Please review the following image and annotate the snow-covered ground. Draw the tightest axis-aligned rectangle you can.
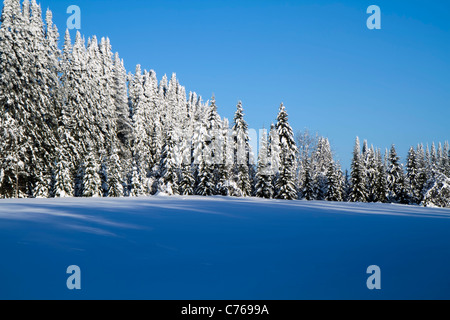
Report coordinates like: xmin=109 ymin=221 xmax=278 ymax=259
xmin=0 ymin=196 xmax=449 ymax=300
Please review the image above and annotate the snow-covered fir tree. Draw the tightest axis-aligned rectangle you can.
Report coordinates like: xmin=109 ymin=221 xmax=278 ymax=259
xmin=268 ymin=123 xmax=281 ymax=192
xmin=218 ymin=120 xmax=235 ymax=196
xmin=350 ymin=137 xmax=367 ymax=202
xmin=195 ymin=147 xmax=215 ymax=197
xmin=423 ymin=173 xmax=450 ymax=208
xmin=301 ymin=155 xmax=314 ymax=201
xmin=178 ymin=129 xmax=195 ymax=196
xmin=310 ymin=137 xmax=333 ymax=200
xmin=275 ymin=104 xmax=298 ymax=200
xmin=205 ymin=96 xmax=223 ymax=195
xmin=194 ymin=119 xmax=215 ymax=196
xmin=255 ymin=129 xmax=274 ymax=199
xmin=129 ymin=65 xmax=150 ymax=188
xmin=82 ymin=148 xmax=102 ymax=198
xmin=232 ymin=101 xmax=252 ymax=197
xmin=113 ymin=53 xmax=132 ymax=152
xmin=33 ymin=171 xmax=49 ymax=199
xmin=374 ymin=149 xmax=388 ymax=203
xmin=0 ymin=0 xmax=58 ymax=197
xmin=414 ymin=144 xmax=428 ymax=204
xmin=158 ymin=127 xmax=180 ymax=196
xmin=0 ymin=0 xmax=448 ymax=208
xmin=364 ymin=145 xmax=378 ymax=203
xmin=62 ymin=31 xmax=97 ymax=177
xmin=325 ymin=161 xmax=344 ymax=202
xmin=129 ymin=159 xmax=144 ymax=197
xmin=179 ymin=163 xmax=195 ymax=196
xmin=386 ymin=145 xmax=408 ymax=204
xmin=406 ymin=146 xmax=420 ymax=204
xmin=51 ymin=156 xmax=73 ymax=198
xmin=107 ymin=146 xmax=124 ymax=197
xmin=51 ymin=147 xmax=73 ymax=198
xmin=0 ymin=113 xmax=25 ymax=198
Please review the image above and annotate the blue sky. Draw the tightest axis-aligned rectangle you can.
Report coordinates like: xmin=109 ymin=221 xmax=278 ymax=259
xmin=37 ymin=0 xmax=449 ymax=169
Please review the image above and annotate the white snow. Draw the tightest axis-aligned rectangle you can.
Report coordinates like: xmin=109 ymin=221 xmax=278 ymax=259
xmin=0 ymin=196 xmax=449 ymax=299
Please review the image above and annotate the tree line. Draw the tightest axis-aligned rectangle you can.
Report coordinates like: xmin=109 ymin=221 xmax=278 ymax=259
xmin=0 ymin=0 xmax=448 ymax=207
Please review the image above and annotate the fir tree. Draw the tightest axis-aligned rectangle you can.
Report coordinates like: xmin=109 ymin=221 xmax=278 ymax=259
xmin=158 ymin=128 xmax=180 ymax=195
xmin=33 ymin=171 xmax=49 ymax=199
xmin=302 ymin=156 xmax=314 ymax=201
xmin=205 ymin=96 xmax=223 ymax=195
xmin=0 ymin=113 xmax=25 ymax=198
xmin=415 ymin=144 xmax=428 ymax=204
xmin=386 ymin=145 xmax=408 ymax=204
xmin=268 ymin=123 xmax=281 ymax=192
xmin=232 ymin=101 xmax=252 ymax=197
xmin=275 ymin=104 xmax=298 ymax=200
xmin=179 ymin=164 xmax=195 ymax=196
xmin=129 ymin=65 xmax=150 ymax=191
xmin=129 ymin=160 xmax=144 ymax=197
xmin=255 ymin=129 xmax=274 ymax=199
xmin=423 ymin=173 xmax=450 ymax=208
xmin=325 ymin=161 xmax=344 ymax=202
xmin=82 ymin=149 xmax=102 ymax=198
xmin=219 ymin=121 xmax=235 ymax=196
xmin=374 ymin=149 xmax=388 ymax=203
xmin=113 ymin=53 xmax=132 ymax=150
xmin=406 ymin=146 xmax=420 ymax=204
xmin=365 ymin=146 xmax=378 ymax=202
xmin=442 ymin=141 xmax=450 ymax=177
xmin=178 ymin=130 xmax=195 ymax=196
xmin=311 ymin=137 xmax=332 ymax=200
xmin=350 ymin=137 xmax=367 ymax=202
xmin=51 ymin=149 xmax=74 ymax=198
xmin=107 ymin=147 xmax=124 ymax=197
xmin=195 ymin=151 xmax=215 ymax=196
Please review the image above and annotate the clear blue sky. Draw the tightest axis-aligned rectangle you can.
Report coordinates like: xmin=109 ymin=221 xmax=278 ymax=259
xmin=38 ymin=0 xmax=450 ymax=169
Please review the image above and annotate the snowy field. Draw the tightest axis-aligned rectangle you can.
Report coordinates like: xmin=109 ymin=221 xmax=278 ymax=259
xmin=0 ymin=196 xmax=449 ymax=300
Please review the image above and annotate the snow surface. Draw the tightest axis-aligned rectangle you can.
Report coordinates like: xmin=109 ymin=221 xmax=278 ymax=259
xmin=0 ymin=196 xmax=450 ymax=300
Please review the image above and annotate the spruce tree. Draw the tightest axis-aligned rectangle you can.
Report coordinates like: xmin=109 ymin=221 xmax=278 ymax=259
xmin=82 ymin=149 xmax=102 ymax=198
xmin=232 ymin=101 xmax=252 ymax=197
xmin=205 ymin=97 xmax=223 ymax=195
xmin=302 ymin=156 xmax=314 ymax=201
xmin=52 ymin=151 xmax=74 ymax=198
xmin=415 ymin=144 xmax=428 ymax=204
xmin=374 ymin=149 xmax=388 ymax=203
xmin=33 ymin=171 xmax=49 ymax=199
xmin=350 ymin=137 xmax=368 ymax=202
xmin=311 ymin=138 xmax=332 ymax=200
xmin=158 ymin=128 xmax=180 ymax=195
xmin=178 ymin=130 xmax=195 ymax=196
xmin=113 ymin=53 xmax=132 ymax=150
xmin=62 ymin=31 xmax=98 ymax=171
xmin=423 ymin=173 xmax=450 ymax=208
xmin=275 ymin=104 xmax=298 ymax=200
xmin=387 ymin=145 xmax=408 ymax=204
xmin=129 ymin=160 xmax=144 ymax=197
xmin=195 ymin=149 xmax=215 ymax=196
xmin=268 ymin=123 xmax=281 ymax=192
xmin=0 ymin=113 xmax=25 ymax=198
xmin=0 ymin=0 xmax=56 ymax=197
xmin=406 ymin=146 xmax=420 ymax=204
xmin=129 ymin=65 xmax=150 ymax=190
xmin=219 ymin=121 xmax=235 ymax=196
xmin=255 ymin=129 xmax=273 ymax=199
xmin=107 ymin=147 xmax=124 ymax=197
xmin=365 ymin=146 xmax=378 ymax=202
xmin=325 ymin=161 xmax=344 ymax=202
xmin=179 ymin=164 xmax=195 ymax=196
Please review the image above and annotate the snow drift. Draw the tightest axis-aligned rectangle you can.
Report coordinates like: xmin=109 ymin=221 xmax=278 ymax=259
xmin=0 ymin=196 xmax=449 ymax=300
